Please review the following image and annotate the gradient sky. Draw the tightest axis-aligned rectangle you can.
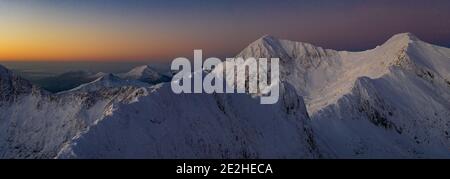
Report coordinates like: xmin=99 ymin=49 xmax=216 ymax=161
xmin=0 ymin=0 xmax=449 ymax=61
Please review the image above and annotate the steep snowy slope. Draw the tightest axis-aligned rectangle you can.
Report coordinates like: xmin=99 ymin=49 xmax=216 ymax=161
xmin=0 ymin=65 xmax=147 ymax=158
xmin=310 ymin=34 xmax=450 ymax=158
xmin=57 ymin=82 xmax=320 ymax=158
xmin=1 ymin=64 xmax=320 ymax=159
xmin=222 ymin=33 xmax=450 ymax=158
xmin=119 ymin=65 xmax=171 ymax=84
xmin=229 ymin=34 xmax=421 ymax=112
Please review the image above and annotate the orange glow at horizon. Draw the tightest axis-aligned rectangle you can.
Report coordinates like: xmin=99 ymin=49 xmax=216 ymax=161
xmin=0 ymin=18 xmax=189 ymax=61
xmin=0 ymin=6 xmax=234 ymax=62
xmin=2 ymin=1 xmax=449 ymax=62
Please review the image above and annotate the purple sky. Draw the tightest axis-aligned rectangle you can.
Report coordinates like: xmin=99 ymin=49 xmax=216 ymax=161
xmin=0 ymin=0 xmax=449 ymax=61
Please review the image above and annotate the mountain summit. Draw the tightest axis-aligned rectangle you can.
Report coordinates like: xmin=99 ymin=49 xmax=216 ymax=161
xmin=218 ymin=32 xmax=450 ymax=158
xmin=119 ymin=65 xmax=171 ymax=84
xmin=238 ymin=34 xmax=337 ymax=62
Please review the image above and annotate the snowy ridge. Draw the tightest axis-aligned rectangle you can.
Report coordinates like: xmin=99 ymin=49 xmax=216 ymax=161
xmin=63 ymin=73 xmax=148 ymax=93
xmin=57 ymin=82 xmax=319 ymax=158
xmin=230 ymin=33 xmax=449 ymax=114
xmin=0 ymin=32 xmax=449 ymax=158
xmin=0 ymin=64 xmax=318 ymax=158
xmin=119 ymin=65 xmax=171 ymax=84
xmin=238 ymin=35 xmax=338 ymax=64
xmin=225 ymin=33 xmax=450 ymax=158
xmin=0 ymin=65 xmax=149 ymax=158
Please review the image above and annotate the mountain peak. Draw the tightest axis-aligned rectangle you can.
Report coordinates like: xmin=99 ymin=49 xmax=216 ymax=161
xmin=259 ymin=34 xmax=278 ymax=41
xmin=126 ymin=65 xmax=157 ymax=76
xmin=239 ymin=35 xmax=337 ymax=62
xmin=377 ymin=32 xmax=424 ymax=54
xmin=133 ymin=65 xmax=152 ymax=72
xmin=385 ymin=32 xmax=421 ymax=45
xmin=396 ymin=32 xmax=419 ymax=40
xmin=120 ymin=65 xmax=171 ymax=84
xmin=250 ymin=34 xmax=282 ymax=49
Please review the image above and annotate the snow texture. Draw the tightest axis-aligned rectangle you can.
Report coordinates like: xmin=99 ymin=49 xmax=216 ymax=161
xmin=0 ymin=33 xmax=449 ymax=158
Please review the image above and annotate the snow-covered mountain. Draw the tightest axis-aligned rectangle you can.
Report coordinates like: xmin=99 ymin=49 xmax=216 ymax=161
xmin=0 ymin=64 xmax=318 ymax=158
xmin=0 ymin=32 xmax=449 ymax=158
xmin=57 ymin=82 xmax=319 ymax=158
xmin=34 ymin=65 xmax=169 ymax=93
xmin=64 ymin=73 xmax=148 ymax=93
xmin=119 ymin=65 xmax=171 ymax=84
xmin=217 ymin=33 xmax=450 ymax=158
xmin=0 ymin=65 xmax=146 ymax=158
